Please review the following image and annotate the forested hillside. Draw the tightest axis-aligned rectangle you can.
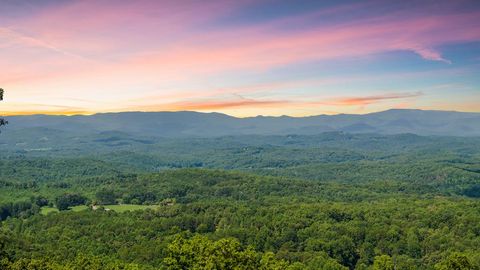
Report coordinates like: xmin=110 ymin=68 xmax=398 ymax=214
xmin=3 ymin=0 xmax=480 ymax=268
xmin=1 ymin=132 xmax=480 ymax=269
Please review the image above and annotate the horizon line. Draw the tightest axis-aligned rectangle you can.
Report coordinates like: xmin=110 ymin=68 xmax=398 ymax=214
xmin=2 ymin=108 xmax=477 ymax=118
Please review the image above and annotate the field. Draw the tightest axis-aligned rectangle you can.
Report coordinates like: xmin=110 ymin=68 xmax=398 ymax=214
xmin=40 ymin=207 xmax=60 ymax=215
xmin=103 ymin=204 xmax=160 ymax=212
xmin=40 ymin=204 xmax=159 ymax=215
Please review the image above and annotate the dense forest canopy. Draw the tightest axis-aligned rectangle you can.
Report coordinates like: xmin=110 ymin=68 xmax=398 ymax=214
xmin=2 ymin=0 xmax=480 ymax=267
xmin=1 ymin=131 xmax=480 ymax=269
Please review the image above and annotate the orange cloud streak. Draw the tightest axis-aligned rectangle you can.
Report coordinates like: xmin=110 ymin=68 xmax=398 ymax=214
xmin=139 ymin=98 xmax=289 ymax=111
xmin=124 ymin=91 xmax=422 ymax=113
xmin=321 ymin=92 xmax=423 ymax=106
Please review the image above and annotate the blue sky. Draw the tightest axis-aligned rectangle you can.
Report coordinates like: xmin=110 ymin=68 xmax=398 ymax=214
xmin=1 ymin=0 xmax=479 ymax=116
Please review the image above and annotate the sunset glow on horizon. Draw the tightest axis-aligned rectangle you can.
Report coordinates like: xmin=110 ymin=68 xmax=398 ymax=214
xmin=1 ymin=0 xmax=480 ymax=117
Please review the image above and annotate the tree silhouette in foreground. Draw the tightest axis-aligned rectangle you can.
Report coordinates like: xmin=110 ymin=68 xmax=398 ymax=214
xmin=0 ymin=88 xmax=7 ymax=130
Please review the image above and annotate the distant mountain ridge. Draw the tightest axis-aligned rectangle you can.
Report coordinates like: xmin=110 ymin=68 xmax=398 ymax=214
xmin=3 ymin=109 xmax=480 ymax=137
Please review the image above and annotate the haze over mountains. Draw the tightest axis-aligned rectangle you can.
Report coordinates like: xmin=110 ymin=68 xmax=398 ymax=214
xmin=4 ymin=109 xmax=480 ymax=137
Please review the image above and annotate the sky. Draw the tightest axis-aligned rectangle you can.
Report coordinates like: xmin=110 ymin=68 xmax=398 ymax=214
xmin=1 ymin=0 xmax=479 ymax=117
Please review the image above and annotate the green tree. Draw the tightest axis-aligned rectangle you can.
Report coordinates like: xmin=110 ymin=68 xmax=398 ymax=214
xmin=373 ymin=255 xmax=394 ymax=270
xmin=0 ymin=233 xmax=9 ymax=260
xmin=32 ymin=196 xmax=49 ymax=207
xmin=435 ymin=253 xmax=476 ymax=270
xmin=3 ymin=258 xmax=62 ymax=270
xmin=55 ymin=193 xmax=87 ymax=211
xmin=305 ymin=253 xmax=348 ymax=270
xmin=164 ymin=235 xmax=289 ymax=270
xmin=95 ymin=189 xmax=117 ymax=205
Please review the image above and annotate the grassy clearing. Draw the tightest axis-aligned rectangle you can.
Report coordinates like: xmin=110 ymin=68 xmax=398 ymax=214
xmin=40 ymin=205 xmax=88 ymax=214
xmin=40 ymin=204 xmax=158 ymax=215
xmin=70 ymin=205 xmax=89 ymax=212
xmin=103 ymin=204 xmax=159 ymax=212
xmin=40 ymin=207 xmax=59 ymax=215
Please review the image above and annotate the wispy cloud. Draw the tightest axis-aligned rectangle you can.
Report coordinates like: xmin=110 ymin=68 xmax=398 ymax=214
xmin=0 ymin=26 xmax=85 ymax=59
xmin=318 ymin=92 xmax=424 ymax=106
xmin=1 ymin=0 xmax=479 ymax=115
xmin=124 ymin=91 xmax=422 ymax=114
xmin=1 ymin=102 xmax=90 ymax=116
xmin=136 ymin=95 xmax=288 ymax=111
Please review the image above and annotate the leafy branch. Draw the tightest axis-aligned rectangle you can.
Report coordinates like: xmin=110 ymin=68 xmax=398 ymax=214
xmin=0 ymin=88 xmax=7 ymax=129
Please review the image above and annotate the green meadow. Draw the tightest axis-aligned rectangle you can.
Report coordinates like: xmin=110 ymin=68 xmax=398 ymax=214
xmin=41 ymin=204 xmax=159 ymax=215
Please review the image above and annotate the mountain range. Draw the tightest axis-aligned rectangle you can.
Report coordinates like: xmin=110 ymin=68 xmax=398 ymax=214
xmin=3 ymin=109 xmax=480 ymax=137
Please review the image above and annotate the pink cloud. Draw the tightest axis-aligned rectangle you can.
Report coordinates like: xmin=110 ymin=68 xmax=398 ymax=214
xmin=107 ymin=9 xmax=480 ymax=76
xmin=4 ymin=2 xmax=480 ymax=80
xmin=315 ymin=92 xmax=423 ymax=106
xmin=4 ymin=0 xmax=253 ymax=57
xmin=141 ymin=98 xmax=288 ymax=111
xmin=127 ymin=91 xmax=422 ymax=113
xmin=2 ymin=1 xmax=480 ymax=115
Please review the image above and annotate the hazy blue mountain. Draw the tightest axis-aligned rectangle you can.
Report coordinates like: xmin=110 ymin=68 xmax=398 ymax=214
xmin=3 ymin=109 xmax=480 ymax=138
